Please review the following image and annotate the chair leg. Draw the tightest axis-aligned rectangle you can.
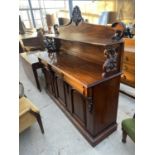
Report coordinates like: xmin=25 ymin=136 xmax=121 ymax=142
xmin=122 ymin=129 xmax=127 ymax=143
xmin=30 ymin=111 xmax=44 ymax=134
xmin=36 ymin=113 xmax=44 ymax=134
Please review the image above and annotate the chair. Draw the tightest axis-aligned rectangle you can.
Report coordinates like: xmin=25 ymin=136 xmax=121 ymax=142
xmin=122 ymin=115 xmax=135 ymax=143
xmin=19 ymin=82 xmax=44 ymax=134
xmin=20 ymin=28 xmax=46 ymax=52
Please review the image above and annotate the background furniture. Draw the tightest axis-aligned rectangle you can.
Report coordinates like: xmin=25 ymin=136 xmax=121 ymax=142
xmin=99 ymin=11 xmax=117 ymax=25
xmin=19 ymin=96 xmax=44 ymax=134
xmin=19 ymin=83 xmax=44 ymax=134
xmin=58 ymin=17 xmax=70 ymax=26
xmin=19 ymin=29 xmax=45 ymax=53
xmin=122 ymin=115 xmax=135 ymax=143
xmin=37 ymin=6 xmax=124 ymax=146
xmin=20 ymin=51 xmax=43 ymax=91
xmin=121 ymin=38 xmax=135 ymax=88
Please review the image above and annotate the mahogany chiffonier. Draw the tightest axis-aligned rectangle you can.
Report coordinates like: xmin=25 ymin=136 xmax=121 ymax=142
xmin=36 ymin=6 xmax=125 ymax=146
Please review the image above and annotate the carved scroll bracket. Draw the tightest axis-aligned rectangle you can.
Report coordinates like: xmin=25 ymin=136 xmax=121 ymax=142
xmin=71 ymin=6 xmax=84 ymax=26
xmin=102 ymin=46 xmax=119 ymax=78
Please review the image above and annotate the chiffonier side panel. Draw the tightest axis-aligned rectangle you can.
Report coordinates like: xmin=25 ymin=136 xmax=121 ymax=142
xmin=93 ymin=76 xmax=120 ymax=136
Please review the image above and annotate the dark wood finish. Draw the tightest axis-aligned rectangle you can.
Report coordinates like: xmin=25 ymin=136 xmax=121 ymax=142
xmin=122 ymin=128 xmax=127 ymax=143
xmin=30 ymin=110 xmax=44 ymax=134
xmin=36 ymin=7 xmax=124 ymax=146
xmin=72 ymin=90 xmax=86 ymax=126
xmin=55 ymin=74 xmax=66 ymax=105
xmin=121 ymin=38 xmax=135 ymax=87
xmin=64 ymin=82 xmax=73 ymax=113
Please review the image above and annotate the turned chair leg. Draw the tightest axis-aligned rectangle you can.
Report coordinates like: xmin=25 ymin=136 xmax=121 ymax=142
xmin=122 ymin=129 xmax=127 ymax=143
xmin=30 ymin=111 xmax=44 ymax=134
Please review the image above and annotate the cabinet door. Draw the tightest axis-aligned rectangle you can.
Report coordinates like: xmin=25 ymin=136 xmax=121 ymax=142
xmin=55 ymin=75 xmax=66 ymax=106
xmin=42 ymin=66 xmax=55 ymax=96
xmin=72 ymin=90 xmax=86 ymax=126
xmin=64 ymin=82 xmax=73 ymax=113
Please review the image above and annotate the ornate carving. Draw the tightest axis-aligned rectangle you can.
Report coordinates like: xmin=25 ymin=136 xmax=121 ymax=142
xmin=87 ymin=96 xmax=93 ymax=113
xmin=71 ymin=6 xmax=84 ymax=26
xmin=53 ymin=24 xmax=59 ymax=34
xmin=45 ymin=37 xmax=57 ymax=55
xmin=102 ymin=46 xmax=118 ymax=78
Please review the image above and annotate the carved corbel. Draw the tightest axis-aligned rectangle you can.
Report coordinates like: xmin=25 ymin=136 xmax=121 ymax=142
xmin=102 ymin=46 xmax=119 ymax=78
xmin=71 ymin=6 xmax=84 ymax=26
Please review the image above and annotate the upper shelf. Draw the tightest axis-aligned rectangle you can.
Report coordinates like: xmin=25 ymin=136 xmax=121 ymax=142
xmin=38 ymin=51 xmax=109 ymax=88
xmin=45 ymin=22 xmax=123 ymax=46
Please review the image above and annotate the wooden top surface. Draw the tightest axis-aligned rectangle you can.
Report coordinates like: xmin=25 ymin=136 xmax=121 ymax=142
xmin=45 ymin=22 xmax=123 ymax=46
xmin=38 ymin=51 xmax=105 ymax=87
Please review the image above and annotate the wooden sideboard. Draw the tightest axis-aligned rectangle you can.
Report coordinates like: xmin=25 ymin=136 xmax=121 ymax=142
xmin=34 ymin=6 xmax=124 ymax=146
xmin=121 ymin=38 xmax=135 ymax=87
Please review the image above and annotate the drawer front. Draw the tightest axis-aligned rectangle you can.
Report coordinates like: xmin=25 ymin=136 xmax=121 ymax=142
xmin=122 ymin=63 xmax=135 ymax=74
xmin=123 ymin=52 xmax=135 ymax=64
xmin=63 ymin=75 xmax=86 ymax=96
xmin=121 ymin=71 xmax=135 ymax=87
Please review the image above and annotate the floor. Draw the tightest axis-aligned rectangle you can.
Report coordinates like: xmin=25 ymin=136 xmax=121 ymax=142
xmin=19 ymin=58 xmax=135 ymax=155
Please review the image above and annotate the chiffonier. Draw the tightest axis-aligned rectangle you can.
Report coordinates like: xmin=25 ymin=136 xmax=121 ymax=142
xmin=20 ymin=6 xmax=125 ymax=146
